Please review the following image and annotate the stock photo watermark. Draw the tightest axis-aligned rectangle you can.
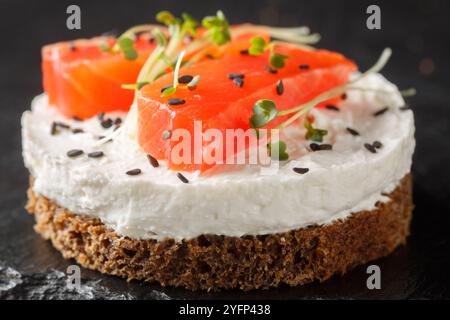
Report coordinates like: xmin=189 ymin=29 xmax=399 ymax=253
xmin=366 ymin=265 xmax=381 ymax=290
xmin=66 ymin=5 xmax=81 ymax=30
xmin=366 ymin=5 xmax=381 ymax=30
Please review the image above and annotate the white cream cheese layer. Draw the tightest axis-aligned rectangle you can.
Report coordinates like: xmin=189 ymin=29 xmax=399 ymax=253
xmin=22 ymin=73 xmax=415 ymax=240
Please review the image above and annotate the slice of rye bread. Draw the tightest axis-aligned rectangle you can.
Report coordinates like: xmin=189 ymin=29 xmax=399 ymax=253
xmin=26 ymin=174 xmax=413 ymax=291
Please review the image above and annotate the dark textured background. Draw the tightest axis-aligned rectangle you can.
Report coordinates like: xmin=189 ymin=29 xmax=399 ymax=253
xmin=0 ymin=0 xmax=449 ymax=299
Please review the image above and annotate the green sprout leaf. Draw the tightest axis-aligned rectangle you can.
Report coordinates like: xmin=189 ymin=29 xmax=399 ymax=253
xmin=250 ymin=99 xmax=278 ymax=128
xmin=269 ymin=52 xmax=288 ymax=69
xmin=268 ymin=140 xmax=289 ymax=161
xmin=137 ymin=81 xmax=149 ymax=89
xmin=202 ymin=10 xmax=231 ymax=45
xmin=117 ymin=36 xmax=138 ymax=60
xmin=304 ymin=119 xmax=328 ymax=142
xmin=156 ymin=11 xmax=178 ymax=26
xmin=249 ymin=36 xmax=267 ymax=56
xmin=162 ymin=86 xmax=177 ymax=97
xmin=181 ymin=13 xmax=199 ymax=35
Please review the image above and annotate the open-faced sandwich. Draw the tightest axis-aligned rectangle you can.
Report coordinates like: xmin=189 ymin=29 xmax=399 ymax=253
xmin=22 ymin=11 xmax=415 ymax=291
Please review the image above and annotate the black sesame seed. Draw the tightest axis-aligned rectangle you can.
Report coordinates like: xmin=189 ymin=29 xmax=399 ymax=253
xmin=299 ymin=64 xmax=310 ymax=70
xmin=239 ymin=49 xmax=249 ymax=55
xmin=373 ymin=107 xmax=389 ymax=117
xmin=293 ymin=167 xmax=309 ymax=174
xmin=69 ymin=43 xmax=77 ymax=51
xmin=325 ymin=105 xmax=340 ymax=112
xmin=113 ymin=125 xmax=121 ymax=131
xmin=126 ymin=168 xmax=142 ymax=176
xmin=168 ymin=98 xmax=186 ymax=106
xmin=263 ymin=66 xmax=278 ymax=74
xmin=114 ymin=118 xmax=122 ymax=125
xmin=177 ymin=172 xmax=189 ymax=184
xmin=51 ymin=122 xmax=58 ymax=135
xmin=101 ymin=118 xmax=113 ymax=129
xmin=97 ymin=135 xmax=105 ymax=140
xmin=178 ymin=75 xmax=194 ymax=84
xmin=147 ymin=154 xmax=159 ymax=168
xmin=55 ymin=122 xmax=70 ymax=129
xmin=148 ymin=37 xmax=155 ymax=43
xmin=373 ymin=141 xmax=383 ymax=149
xmin=67 ymin=149 xmax=84 ymax=158
xmin=72 ymin=116 xmax=83 ymax=122
xmin=97 ymin=112 xmax=105 ymax=121
xmin=400 ymin=104 xmax=411 ymax=111
xmin=162 ymin=130 xmax=172 ymax=140
xmin=160 ymin=84 xmax=173 ymax=93
xmin=346 ymin=127 xmax=360 ymax=136
xmin=72 ymin=128 xmax=84 ymax=134
xmin=233 ymin=77 xmax=244 ymax=88
xmin=364 ymin=143 xmax=377 ymax=153
xmin=228 ymin=73 xmax=244 ymax=80
xmin=310 ymin=143 xmax=332 ymax=151
xmin=88 ymin=151 xmax=104 ymax=158
xmin=319 ymin=144 xmax=332 ymax=151
xmin=341 ymin=93 xmax=347 ymax=100
xmin=276 ymin=80 xmax=284 ymax=96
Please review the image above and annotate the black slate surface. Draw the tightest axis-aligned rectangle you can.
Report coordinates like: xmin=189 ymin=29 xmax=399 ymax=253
xmin=1 ymin=0 xmax=450 ymax=300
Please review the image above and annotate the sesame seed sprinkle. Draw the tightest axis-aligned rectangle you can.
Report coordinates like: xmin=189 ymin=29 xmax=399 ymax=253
xmin=239 ymin=49 xmax=249 ymax=55
xmin=51 ymin=122 xmax=58 ymax=135
xmin=177 ymin=172 xmax=189 ymax=184
xmin=147 ymin=154 xmax=159 ymax=168
xmin=88 ymin=151 xmax=104 ymax=158
xmin=310 ymin=143 xmax=332 ymax=151
xmin=72 ymin=128 xmax=84 ymax=134
xmin=299 ymin=64 xmax=310 ymax=70
xmin=264 ymin=66 xmax=277 ymax=74
xmin=168 ymin=98 xmax=186 ymax=106
xmin=364 ymin=143 xmax=377 ymax=153
xmin=400 ymin=105 xmax=411 ymax=111
xmin=373 ymin=141 xmax=383 ymax=149
xmin=325 ymin=105 xmax=340 ymax=111
xmin=72 ymin=116 xmax=83 ymax=122
xmin=67 ymin=149 xmax=84 ymax=158
xmin=227 ymin=73 xmax=244 ymax=80
xmin=276 ymin=80 xmax=284 ymax=96
xmin=101 ymin=118 xmax=113 ymax=129
xmin=55 ymin=122 xmax=70 ymax=129
xmin=178 ymin=75 xmax=194 ymax=84
xmin=293 ymin=167 xmax=309 ymax=174
xmin=346 ymin=127 xmax=360 ymax=136
xmin=233 ymin=77 xmax=244 ymax=88
xmin=126 ymin=169 xmax=142 ymax=176
xmin=373 ymin=107 xmax=389 ymax=116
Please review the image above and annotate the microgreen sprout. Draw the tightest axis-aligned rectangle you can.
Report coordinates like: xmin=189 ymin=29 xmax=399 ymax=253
xmin=248 ymin=36 xmax=288 ymax=69
xmin=249 ymin=99 xmax=278 ymax=128
xmin=268 ymin=140 xmax=289 ymax=161
xmin=117 ymin=36 xmax=138 ymax=60
xmin=304 ymin=119 xmax=328 ymax=142
xmin=202 ymin=10 xmax=231 ymax=45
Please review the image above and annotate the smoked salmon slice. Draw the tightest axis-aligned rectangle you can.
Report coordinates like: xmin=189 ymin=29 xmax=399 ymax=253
xmin=137 ymin=44 xmax=357 ymax=172
xmin=42 ymin=36 xmax=156 ymax=119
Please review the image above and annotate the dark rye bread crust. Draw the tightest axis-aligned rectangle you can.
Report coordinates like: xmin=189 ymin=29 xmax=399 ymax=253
xmin=26 ymin=174 xmax=413 ymax=291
